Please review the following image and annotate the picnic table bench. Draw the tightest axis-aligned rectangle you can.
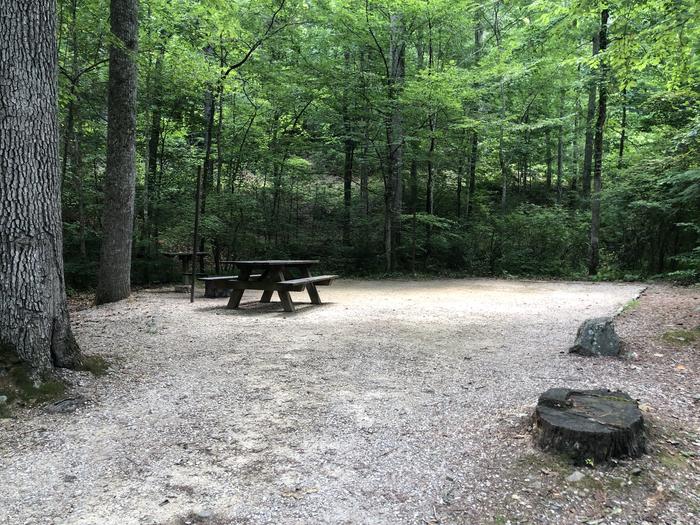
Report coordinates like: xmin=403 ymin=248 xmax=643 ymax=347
xmin=222 ymin=260 xmax=337 ymax=312
xmin=198 ymin=274 xmax=261 ymax=298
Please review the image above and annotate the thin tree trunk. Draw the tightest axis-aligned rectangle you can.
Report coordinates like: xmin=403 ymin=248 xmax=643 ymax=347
xmin=456 ymin=135 xmax=465 ymax=219
xmin=213 ymin=79 xmax=224 ymax=272
xmin=0 ymin=0 xmax=82 ymax=371
xmin=588 ymin=9 xmax=609 ymax=275
xmin=96 ymin=0 xmax=139 ymax=305
xmin=582 ymin=33 xmax=600 ymax=198
xmin=342 ymin=49 xmax=354 ymax=246
xmin=198 ymin=83 xmax=215 ymax=260
xmin=343 ymin=137 xmax=355 ymax=245
xmin=571 ymin=95 xmax=580 ymax=190
xmin=360 ymin=128 xmax=370 ymax=216
xmin=557 ymin=89 xmax=564 ymax=201
xmin=383 ymin=12 xmax=406 ymax=272
xmin=191 ymin=166 xmax=203 ymax=303
xmin=231 ymin=108 xmax=257 ymax=193
xmin=466 ymin=10 xmax=482 ymax=219
xmin=410 ymin=159 xmax=418 ymax=273
xmin=618 ymin=87 xmax=627 ymax=168
xmin=545 ymin=128 xmax=553 ymax=190
xmin=494 ymin=3 xmax=507 ymax=210
xmin=467 ymin=130 xmax=478 ymax=217
xmin=73 ymin=120 xmax=87 ymax=258
xmin=145 ymin=48 xmax=163 ymax=253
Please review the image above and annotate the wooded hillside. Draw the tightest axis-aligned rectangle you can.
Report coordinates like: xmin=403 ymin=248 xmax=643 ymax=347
xmin=58 ymin=0 xmax=699 ymax=286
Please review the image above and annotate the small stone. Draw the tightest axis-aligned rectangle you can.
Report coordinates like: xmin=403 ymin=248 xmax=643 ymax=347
xmin=631 ymin=467 xmax=642 ymax=476
xmin=566 ymin=470 xmax=586 ymax=483
xmin=196 ymin=509 xmax=213 ymax=519
xmin=0 ymin=395 xmax=7 ymax=404
xmin=45 ymin=397 xmax=86 ymax=414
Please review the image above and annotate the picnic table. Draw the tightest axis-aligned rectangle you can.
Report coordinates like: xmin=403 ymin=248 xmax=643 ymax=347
xmin=200 ymin=260 xmax=337 ymax=312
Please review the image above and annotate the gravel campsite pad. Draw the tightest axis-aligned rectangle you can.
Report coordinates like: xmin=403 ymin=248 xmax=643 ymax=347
xmin=1 ymin=279 xmax=698 ymax=524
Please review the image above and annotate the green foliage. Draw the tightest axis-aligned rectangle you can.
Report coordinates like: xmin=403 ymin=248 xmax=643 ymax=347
xmin=0 ymin=344 xmax=67 ymax=413
xmin=56 ymin=0 xmax=699 ymax=284
xmin=662 ymin=327 xmax=700 ymax=346
xmin=78 ymin=355 xmax=110 ymax=376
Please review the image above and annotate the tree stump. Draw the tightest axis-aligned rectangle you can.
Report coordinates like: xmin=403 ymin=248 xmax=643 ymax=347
xmin=533 ymin=388 xmax=645 ymax=465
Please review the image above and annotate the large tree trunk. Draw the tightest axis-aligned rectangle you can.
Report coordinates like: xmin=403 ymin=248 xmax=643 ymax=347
xmin=588 ymin=9 xmax=609 ymax=276
xmin=0 ymin=0 xmax=82 ymax=372
xmin=96 ymin=0 xmax=138 ymax=304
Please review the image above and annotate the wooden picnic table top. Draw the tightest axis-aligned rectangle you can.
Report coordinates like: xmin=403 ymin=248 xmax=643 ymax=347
xmin=163 ymin=251 xmax=207 ymax=257
xmin=227 ymin=259 xmax=319 ymax=267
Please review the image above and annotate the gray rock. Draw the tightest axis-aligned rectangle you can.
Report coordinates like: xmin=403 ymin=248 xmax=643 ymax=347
xmin=0 ymin=395 xmax=7 ymax=404
xmin=195 ymin=509 xmax=213 ymax=519
xmin=569 ymin=317 xmax=620 ymax=357
xmin=45 ymin=397 xmax=86 ymax=414
xmin=566 ymin=470 xmax=585 ymax=483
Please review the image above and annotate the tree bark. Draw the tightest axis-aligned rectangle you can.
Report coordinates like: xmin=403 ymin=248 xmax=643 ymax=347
xmin=618 ymin=87 xmax=627 ymax=168
xmin=545 ymin=129 xmax=553 ymax=190
xmin=557 ymin=90 xmax=564 ymax=201
xmin=383 ymin=12 xmax=406 ymax=272
xmin=343 ymin=137 xmax=355 ymax=245
xmin=96 ymin=0 xmax=138 ymax=304
xmin=410 ymin=158 xmax=418 ymax=273
xmin=145 ymin=47 xmax=164 ymax=253
xmin=465 ymin=11 xmax=482 ymax=219
xmin=467 ymin=131 xmax=478 ymax=217
xmin=494 ymin=3 xmax=508 ymax=210
xmin=0 ymin=0 xmax=82 ymax=372
xmin=588 ymin=9 xmax=609 ymax=276
xmin=342 ymin=49 xmax=354 ymax=246
xmin=581 ymin=33 xmax=600 ymax=198
xmin=571 ymin=95 xmax=580 ymax=190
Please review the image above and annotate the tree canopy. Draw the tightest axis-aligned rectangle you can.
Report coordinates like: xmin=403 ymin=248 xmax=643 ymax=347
xmin=57 ymin=0 xmax=700 ymax=286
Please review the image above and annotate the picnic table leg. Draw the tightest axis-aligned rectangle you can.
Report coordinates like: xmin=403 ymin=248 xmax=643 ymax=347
xmin=227 ymin=267 xmax=251 ymax=309
xmin=278 ymin=291 xmax=296 ymax=312
xmin=257 ymin=269 xmax=274 ymax=303
xmin=272 ymin=268 xmax=295 ymax=312
xmin=301 ymin=267 xmax=322 ymax=305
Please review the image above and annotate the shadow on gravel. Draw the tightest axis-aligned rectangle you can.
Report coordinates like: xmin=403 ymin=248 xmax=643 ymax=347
xmin=193 ymin=301 xmax=335 ymax=317
xmin=163 ymin=512 xmax=230 ymax=525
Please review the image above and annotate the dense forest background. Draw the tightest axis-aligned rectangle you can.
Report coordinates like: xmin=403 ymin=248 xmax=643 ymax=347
xmin=58 ymin=0 xmax=700 ymax=289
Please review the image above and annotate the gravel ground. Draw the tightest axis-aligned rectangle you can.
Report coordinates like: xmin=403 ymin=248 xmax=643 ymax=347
xmin=0 ymin=279 xmax=698 ymax=525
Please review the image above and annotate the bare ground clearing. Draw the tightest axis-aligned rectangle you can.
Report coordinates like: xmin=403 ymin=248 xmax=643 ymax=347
xmin=1 ymin=279 xmax=698 ymax=525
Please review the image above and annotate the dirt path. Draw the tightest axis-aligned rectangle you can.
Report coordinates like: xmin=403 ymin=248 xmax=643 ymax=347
xmin=1 ymin=279 xmax=697 ymax=524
